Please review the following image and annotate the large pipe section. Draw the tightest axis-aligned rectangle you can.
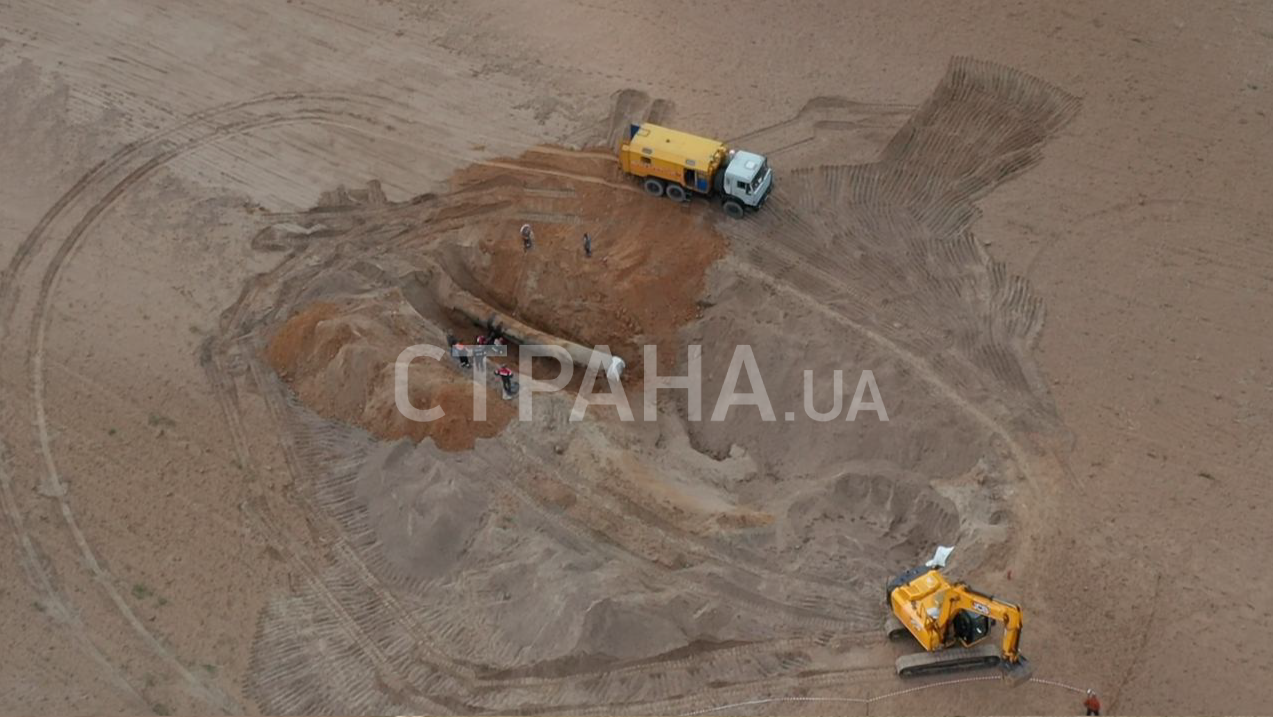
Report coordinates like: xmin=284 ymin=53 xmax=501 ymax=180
xmin=409 ymin=267 xmax=626 ymax=380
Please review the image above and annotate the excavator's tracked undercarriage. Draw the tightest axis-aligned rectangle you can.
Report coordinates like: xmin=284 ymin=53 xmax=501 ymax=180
xmin=895 ymin=644 xmax=1034 ymax=685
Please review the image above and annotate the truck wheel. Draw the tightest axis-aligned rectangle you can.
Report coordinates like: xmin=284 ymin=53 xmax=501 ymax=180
xmin=665 ymin=184 xmax=688 ymax=202
xmin=722 ymin=199 xmax=745 ymax=219
xmin=643 ymin=178 xmax=665 ymax=197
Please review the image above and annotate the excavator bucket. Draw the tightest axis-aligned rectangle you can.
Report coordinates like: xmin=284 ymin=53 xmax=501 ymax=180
xmin=1002 ymin=656 xmax=1034 ymax=686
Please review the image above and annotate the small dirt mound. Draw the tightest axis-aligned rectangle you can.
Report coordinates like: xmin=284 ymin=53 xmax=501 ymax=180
xmin=263 ymin=302 xmax=346 ymax=379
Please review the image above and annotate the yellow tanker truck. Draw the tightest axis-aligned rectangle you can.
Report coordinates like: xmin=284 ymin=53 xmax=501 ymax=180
xmin=618 ymin=123 xmax=773 ymax=218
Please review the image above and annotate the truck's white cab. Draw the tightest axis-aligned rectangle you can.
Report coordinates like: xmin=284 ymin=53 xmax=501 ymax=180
xmin=722 ymin=150 xmax=773 ymax=208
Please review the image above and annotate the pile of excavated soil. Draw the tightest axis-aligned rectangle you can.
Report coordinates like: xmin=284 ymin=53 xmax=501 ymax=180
xmin=264 ymin=297 xmax=515 ymax=452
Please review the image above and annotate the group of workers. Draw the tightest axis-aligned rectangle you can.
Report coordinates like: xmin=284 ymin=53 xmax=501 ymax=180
xmin=520 ymin=223 xmax=592 ymax=258
xmin=438 ymin=222 xmax=594 ymax=400
xmin=439 ymin=222 xmax=595 ymax=399
xmin=447 ymin=329 xmax=517 ymax=398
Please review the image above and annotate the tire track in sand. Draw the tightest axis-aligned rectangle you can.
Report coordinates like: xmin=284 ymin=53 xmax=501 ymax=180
xmin=0 ymin=442 xmax=147 ymax=708
xmin=0 ymin=91 xmax=406 ymax=339
xmin=2 ymin=91 xmax=447 ymax=713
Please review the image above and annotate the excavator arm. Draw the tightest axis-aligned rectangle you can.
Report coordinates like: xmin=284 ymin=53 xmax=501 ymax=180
xmin=939 ymin=586 xmax=1025 ymax=663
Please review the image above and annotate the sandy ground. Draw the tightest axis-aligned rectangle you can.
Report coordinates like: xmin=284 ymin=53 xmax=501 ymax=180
xmin=1 ymin=1 xmax=1272 ymax=715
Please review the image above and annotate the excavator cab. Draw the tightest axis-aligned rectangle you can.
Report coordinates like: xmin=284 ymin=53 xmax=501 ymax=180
xmin=952 ymin=609 xmax=992 ymax=646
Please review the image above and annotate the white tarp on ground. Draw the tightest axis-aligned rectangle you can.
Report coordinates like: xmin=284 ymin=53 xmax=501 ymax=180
xmin=926 ymin=545 xmax=954 ymax=568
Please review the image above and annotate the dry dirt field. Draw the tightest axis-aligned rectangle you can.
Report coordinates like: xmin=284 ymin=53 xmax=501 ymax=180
xmin=2 ymin=1 xmax=1272 ymax=715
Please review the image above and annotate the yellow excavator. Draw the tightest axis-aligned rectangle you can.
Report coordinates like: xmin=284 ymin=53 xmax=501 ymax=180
xmin=884 ymin=551 xmax=1033 ymax=683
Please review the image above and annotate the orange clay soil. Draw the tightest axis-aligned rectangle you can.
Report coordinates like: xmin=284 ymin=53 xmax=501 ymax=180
xmin=440 ymin=147 xmax=728 ymax=383
xmin=263 ymin=146 xmax=728 ymax=451
xmin=264 ymin=301 xmax=515 ymax=452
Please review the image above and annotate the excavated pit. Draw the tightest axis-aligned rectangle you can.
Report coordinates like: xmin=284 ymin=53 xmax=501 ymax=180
xmin=244 ymin=60 xmax=1076 ymax=713
xmin=264 ymin=147 xmax=728 ymax=451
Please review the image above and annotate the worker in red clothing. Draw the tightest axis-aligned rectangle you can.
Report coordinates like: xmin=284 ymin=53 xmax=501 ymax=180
xmin=494 ymin=364 xmax=516 ymax=398
xmin=1084 ymin=689 xmax=1101 ymax=716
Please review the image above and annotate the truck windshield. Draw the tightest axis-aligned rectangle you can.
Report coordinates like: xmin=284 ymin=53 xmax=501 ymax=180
xmin=749 ymin=162 xmax=770 ymax=193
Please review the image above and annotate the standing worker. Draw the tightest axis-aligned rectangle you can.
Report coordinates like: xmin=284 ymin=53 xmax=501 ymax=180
xmin=454 ymin=341 xmax=470 ymax=369
xmin=583 ymin=232 xmax=592 ymax=258
xmin=520 ymin=223 xmax=534 ymax=252
xmin=1084 ymin=690 xmax=1101 ymax=716
xmin=494 ymin=365 xmax=516 ymax=399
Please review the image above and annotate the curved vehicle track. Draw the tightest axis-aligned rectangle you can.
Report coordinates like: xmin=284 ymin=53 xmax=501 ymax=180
xmin=0 ymin=91 xmax=455 ymax=713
